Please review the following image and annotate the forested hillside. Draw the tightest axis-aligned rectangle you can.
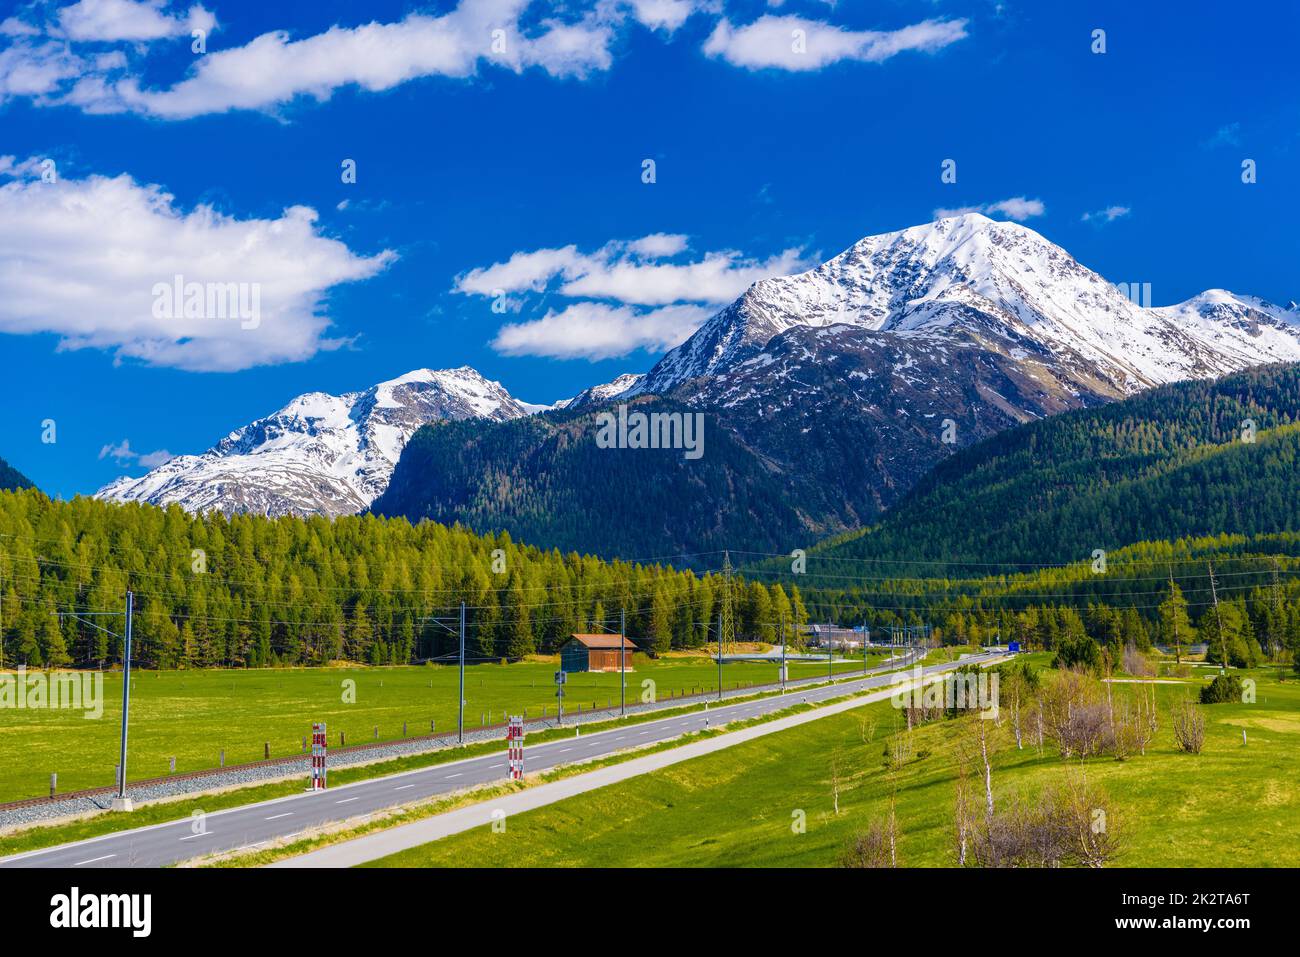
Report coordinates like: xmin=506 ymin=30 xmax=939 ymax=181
xmin=370 ymin=398 xmax=820 ymax=560
xmin=787 ymin=531 xmax=1300 ymax=669
xmin=821 ymin=363 xmax=1300 ymax=569
xmin=0 ymin=488 xmax=808 ymax=670
xmin=0 ymin=455 xmax=32 ymax=492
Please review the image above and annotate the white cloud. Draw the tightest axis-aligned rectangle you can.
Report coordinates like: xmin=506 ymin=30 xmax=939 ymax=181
xmin=98 ymin=439 xmax=134 ymax=462
xmin=1081 ymin=205 xmax=1130 ymax=224
xmin=625 ymin=0 xmax=706 ymax=33
xmin=98 ymin=438 xmax=172 ymax=467
xmin=137 ymin=448 xmax=174 ymax=467
xmin=703 ymin=15 xmax=967 ymax=71
xmin=0 ymin=17 xmax=42 ymax=37
xmin=0 ymin=2 xmax=208 ymax=106
xmin=462 ymin=233 xmax=811 ymax=359
xmin=0 ymin=161 xmax=393 ymax=372
xmin=934 ymin=196 xmax=1046 ymax=222
xmin=57 ymin=0 xmax=215 ymax=43
xmin=0 ymin=40 xmax=85 ymax=97
xmin=69 ymin=0 xmax=617 ymax=117
xmin=456 ymin=235 xmax=809 ymax=306
xmin=456 ymin=244 xmax=586 ymax=295
xmin=1 ymin=1 xmax=965 ymax=117
xmin=626 ymin=232 xmax=690 ymax=258
xmin=561 ymin=247 xmax=808 ymax=305
xmin=492 ymin=301 xmax=711 ymax=360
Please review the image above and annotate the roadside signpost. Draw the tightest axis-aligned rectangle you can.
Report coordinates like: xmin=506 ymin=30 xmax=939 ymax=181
xmin=555 ymin=669 xmax=566 ymax=724
xmin=506 ymin=716 xmax=524 ymax=779
xmin=309 ymin=721 xmax=327 ymax=790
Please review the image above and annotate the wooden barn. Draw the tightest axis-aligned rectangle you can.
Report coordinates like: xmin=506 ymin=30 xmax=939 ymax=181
xmin=560 ymin=634 xmax=637 ymax=673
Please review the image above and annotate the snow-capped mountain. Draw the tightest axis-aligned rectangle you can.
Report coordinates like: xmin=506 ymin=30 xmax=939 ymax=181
xmin=559 ymin=373 xmax=646 ymax=409
xmin=641 ymin=213 xmax=1300 ymax=402
xmin=580 ymin=212 xmax=1300 ymax=534
xmin=96 ymin=215 xmax=1300 ymax=543
xmin=96 ymin=367 xmax=534 ymax=517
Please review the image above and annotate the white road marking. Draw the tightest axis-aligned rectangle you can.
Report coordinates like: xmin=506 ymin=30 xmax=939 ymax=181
xmin=178 ymin=832 xmax=211 ymax=841
xmin=445 ymin=773 xmax=463 ymax=779
xmin=394 ymin=784 xmax=415 ymax=791
xmin=72 ymin=854 xmax=115 ymax=866
xmin=335 ymin=797 xmax=361 ymax=804
xmin=265 ymin=812 xmax=293 ymax=821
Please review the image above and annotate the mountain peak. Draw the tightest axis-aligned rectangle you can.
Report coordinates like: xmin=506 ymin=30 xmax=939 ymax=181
xmin=641 ymin=214 xmax=1300 ymax=397
xmin=561 ymin=372 xmax=647 ymax=409
xmin=96 ymin=366 xmax=537 ymax=518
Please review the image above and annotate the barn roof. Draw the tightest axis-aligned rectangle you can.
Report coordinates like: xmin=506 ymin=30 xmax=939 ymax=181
xmin=567 ymin=633 xmax=636 ymax=650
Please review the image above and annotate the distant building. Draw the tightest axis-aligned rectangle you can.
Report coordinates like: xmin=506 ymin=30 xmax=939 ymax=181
xmin=559 ymin=634 xmax=638 ymax=673
xmin=805 ymin=624 xmax=862 ymax=650
xmin=1156 ymin=642 xmax=1209 ymax=657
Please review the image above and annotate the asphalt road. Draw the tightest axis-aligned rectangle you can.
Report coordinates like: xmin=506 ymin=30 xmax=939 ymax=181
xmin=0 ymin=651 xmax=997 ymax=869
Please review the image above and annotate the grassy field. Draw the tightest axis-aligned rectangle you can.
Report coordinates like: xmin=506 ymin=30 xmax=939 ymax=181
xmin=368 ymin=663 xmax=1300 ymax=868
xmin=0 ymin=652 xmax=887 ymax=802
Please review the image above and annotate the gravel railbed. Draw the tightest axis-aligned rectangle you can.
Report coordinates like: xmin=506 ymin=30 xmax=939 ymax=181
xmin=0 ymin=653 xmax=918 ymax=830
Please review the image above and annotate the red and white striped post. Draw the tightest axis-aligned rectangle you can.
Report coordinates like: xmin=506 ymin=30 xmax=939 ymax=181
xmin=310 ymin=721 xmax=327 ymax=790
xmin=506 ymin=715 xmax=524 ymax=780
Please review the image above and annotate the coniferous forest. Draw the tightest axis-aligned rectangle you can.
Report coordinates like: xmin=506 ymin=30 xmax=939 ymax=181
xmin=0 ymin=488 xmax=810 ymax=670
xmin=8 ymin=364 xmax=1300 ymax=673
xmin=822 ymin=363 xmax=1300 ymax=569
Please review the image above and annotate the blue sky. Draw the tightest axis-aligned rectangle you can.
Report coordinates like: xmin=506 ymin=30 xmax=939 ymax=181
xmin=2 ymin=0 xmax=1298 ymax=498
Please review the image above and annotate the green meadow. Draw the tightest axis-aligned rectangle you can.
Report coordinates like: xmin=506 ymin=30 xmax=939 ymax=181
xmin=369 ymin=664 xmax=1300 ymax=868
xmin=0 ymin=653 xmax=884 ymax=802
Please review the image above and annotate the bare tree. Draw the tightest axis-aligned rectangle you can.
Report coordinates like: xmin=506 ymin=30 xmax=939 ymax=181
xmin=952 ymin=716 xmax=979 ymax=865
xmin=830 ymin=750 xmax=843 ymax=816
xmin=1123 ymin=643 xmax=1155 ymax=678
xmin=1039 ymin=668 xmax=1109 ymax=760
xmin=858 ymin=714 xmax=877 ymax=745
xmin=1059 ymin=771 xmax=1125 ymax=867
xmin=1171 ymin=698 xmax=1206 ymax=754
xmin=978 ymin=716 xmax=995 ymax=823
xmin=1004 ymin=669 xmax=1027 ymax=749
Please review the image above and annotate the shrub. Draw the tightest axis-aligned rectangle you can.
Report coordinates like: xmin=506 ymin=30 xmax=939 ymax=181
xmin=965 ymin=775 xmax=1123 ymax=868
xmin=840 ymin=817 xmax=897 ymax=868
xmin=1052 ymin=632 xmax=1101 ymax=672
xmin=1199 ymin=674 xmax=1244 ymax=704
xmin=1122 ymin=643 xmax=1156 ymax=678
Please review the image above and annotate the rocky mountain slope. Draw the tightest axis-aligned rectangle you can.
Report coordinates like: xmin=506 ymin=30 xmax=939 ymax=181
xmin=639 ymin=213 xmax=1300 ymax=403
xmin=374 ymin=215 xmax=1300 ymax=557
xmin=815 ymin=361 xmax=1300 ymax=569
xmin=98 ymin=215 xmax=1300 ymax=549
xmin=96 ymin=368 xmax=534 ymax=517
